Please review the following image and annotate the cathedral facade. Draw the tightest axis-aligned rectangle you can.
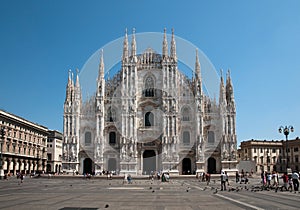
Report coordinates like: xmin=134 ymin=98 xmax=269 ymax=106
xmin=62 ymin=29 xmax=238 ymax=175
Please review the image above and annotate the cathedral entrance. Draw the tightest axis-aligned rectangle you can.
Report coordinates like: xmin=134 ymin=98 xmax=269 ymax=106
xmin=83 ymin=158 xmax=93 ymax=175
xmin=207 ymin=157 xmax=216 ymax=174
xmin=143 ymin=150 xmax=156 ymax=175
xmin=182 ymin=158 xmax=192 ymax=175
xmin=108 ymin=158 xmax=117 ymax=172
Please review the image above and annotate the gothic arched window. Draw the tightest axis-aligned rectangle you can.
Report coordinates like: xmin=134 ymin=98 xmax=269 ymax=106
xmin=145 ymin=112 xmax=154 ymax=127
xmin=107 ymin=107 xmax=116 ymax=122
xmin=181 ymin=107 xmax=191 ymax=121
xmin=144 ymin=76 xmax=155 ymax=97
xmin=85 ymin=132 xmax=92 ymax=146
xmin=109 ymin=132 xmax=116 ymax=144
xmin=208 ymin=131 xmax=215 ymax=143
xmin=183 ymin=131 xmax=190 ymax=145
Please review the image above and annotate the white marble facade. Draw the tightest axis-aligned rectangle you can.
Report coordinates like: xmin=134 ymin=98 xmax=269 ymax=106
xmin=62 ymin=29 xmax=238 ymax=175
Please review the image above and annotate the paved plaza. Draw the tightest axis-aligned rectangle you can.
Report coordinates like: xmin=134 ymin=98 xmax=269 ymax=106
xmin=0 ymin=175 xmax=299 ymax=210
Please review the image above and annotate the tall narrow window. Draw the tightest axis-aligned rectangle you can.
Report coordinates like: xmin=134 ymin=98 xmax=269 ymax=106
xmin=85 ymin=132 xmax=92 ymax=146
xmin=109 ymin=132 xmax=116 ymax=144
xmin=208 ymin=131 xmax=215 ymax=143
xmin=145 ymin=112 xmax=154 ymax=127
xmin=183 ymin=131 xmax=190 ymax=145
xmin=107 ymin=107 xmax=116 ymax=122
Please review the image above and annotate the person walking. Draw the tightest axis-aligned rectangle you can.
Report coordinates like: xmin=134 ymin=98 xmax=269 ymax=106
xmin=235 ymin=171 xmax=240 ymax=183
xmin=225 ymin=171 xmax=229 ymax=186
xmin=221 ymin=171 xmax=227 ymax=191
xmin=281 ymin=172 xmax=289 ymax=191
xmin=291 ymin=171 xmax=299 ymax=192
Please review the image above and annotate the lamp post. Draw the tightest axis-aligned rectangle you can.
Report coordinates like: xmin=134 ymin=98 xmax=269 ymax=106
xmin=278 ymin=125 xmax=294 ymax=172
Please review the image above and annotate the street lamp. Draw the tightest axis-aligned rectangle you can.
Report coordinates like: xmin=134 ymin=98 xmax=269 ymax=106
xmin=278 ymin=125 xmax=294 ymax=172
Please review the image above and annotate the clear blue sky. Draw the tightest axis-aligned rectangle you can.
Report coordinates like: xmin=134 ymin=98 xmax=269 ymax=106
xmin=1 ymin=0 xmax=300 ymax=145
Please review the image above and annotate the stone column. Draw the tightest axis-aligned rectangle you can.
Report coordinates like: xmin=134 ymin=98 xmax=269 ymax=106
xmin=28 ymin=160 xmax=32 ymax=174
xmin=13 ymin=158 xmax=17 ymax=175
xmin=6 ymin=158 xmax=11 ymax=174
xmin=23 ymin=159 xmax=28 ymax=175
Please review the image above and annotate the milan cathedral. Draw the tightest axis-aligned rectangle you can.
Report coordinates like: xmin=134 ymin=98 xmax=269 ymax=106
xmin=62 ymin=29 xmax=238 ymax=175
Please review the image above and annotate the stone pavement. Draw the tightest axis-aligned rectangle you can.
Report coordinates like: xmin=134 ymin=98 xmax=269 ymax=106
xmin=0 ymin=175 xmax=298 ymax=210
xmin=0 ymin=175 xmax=243 ymax=210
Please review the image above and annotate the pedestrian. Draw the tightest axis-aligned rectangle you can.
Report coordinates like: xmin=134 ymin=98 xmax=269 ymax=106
xmin=202 ymin=172 xmax=205 ymax=182
xmin=221 ymin=171 xmax=226 ymax=191
xmin=236 ymin=171 xmax=240 ymax=183
xmin=261 ymin=171 xmax=266 ymax=186
xmin=267 ymin=172 xmax=272 ymax=187
xmin=127 ymin=174 xmax=132 ymax=184
xmin=225 ymin=171 xmax=229 ymax=185
xmin=291 ymin=171 xmax=299 ymax=192
xmin=272 ymin=171 xmax=279 ymax=187
xmin=206 ymin=173 xmax=210 ymax=185
xmin=20 ymin=173 xmax=24 ymax=183
xmin=281 ymin=172 xmax=289 ymax=191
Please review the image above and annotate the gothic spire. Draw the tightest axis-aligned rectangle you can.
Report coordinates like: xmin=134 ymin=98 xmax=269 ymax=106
xmin=219 ymin=69 xmax=226 ymax=105
xmin=98 ymin=49 xmax=105 ymax=80
xmin=75 ymin=69 xmax=80 ymax=88
xmin=195 ymin=48 xmax=201 ymax=78
xmin=226 ymin=69 xmax=235 ymax=103
xmin=170 ymin=28 xmax=177 ymax=61
xmin=162 ymin=28 xmax=168 ymax=59
xmin=131 ymin=28 xmax=136 ymax=57
xmin=122 ymin=28 xmax=129 ymax=62
xmin=65 ymin=69 xmax=73 ymax=102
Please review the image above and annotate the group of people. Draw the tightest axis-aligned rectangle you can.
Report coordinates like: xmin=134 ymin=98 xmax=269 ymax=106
xmin=261 ymin=170 xmax=299 ymax=192
xmin=198 ymin=172 xmax=211 ymax=185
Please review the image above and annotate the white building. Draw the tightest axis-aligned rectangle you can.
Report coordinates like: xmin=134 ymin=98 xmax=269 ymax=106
xmin=46 ymin=130 xmax=63 ymax=173
xmin=62 ymin=29 xmax=238 ymax=175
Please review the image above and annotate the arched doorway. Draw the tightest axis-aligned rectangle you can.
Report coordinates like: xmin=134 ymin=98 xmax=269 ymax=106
xmin=83 ymin=158 xmax=93 ymax=175
xmin=46 ymin=164 xmax=51 ymax=173
xmin=207 ymin=157 xmax=216 ymax=174
xmin=143 ymin=150 xmax=156 ymax=175
xmin=108 ymin=158 xmax=117 ymax=172
xmin=55 ymin=164 xmax=58 ymax=173
xmin=182 ymin=158 xmax=191 ymax=174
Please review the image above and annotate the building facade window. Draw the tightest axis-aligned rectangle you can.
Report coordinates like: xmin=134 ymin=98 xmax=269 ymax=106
xmin=145 ymin=112 xmax=154 ymax=127
xmin=107 ymin=107 xmax=116 ymax=122
xmin=109 ymin=132 xmax=116 ymax=144
xmin=85 ymin=132 xmax=92 ymax=146
xmin=181 ymin=107 xmax=191 ymax=121
xmin=144 ymin=76 xmax=155 ymax=97
xmin=182 ymin=131 xmax=190 ymax=145
xmin=207 ymin=131 xmax=215 ymax=143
